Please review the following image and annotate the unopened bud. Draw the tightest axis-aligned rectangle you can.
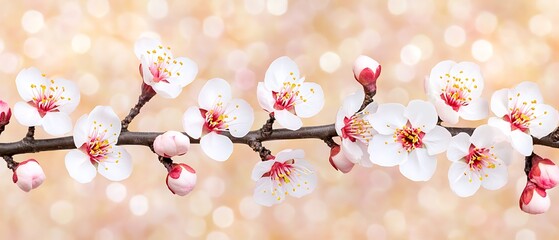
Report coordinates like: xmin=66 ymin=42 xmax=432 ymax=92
xmin=12 ymin=159 xmax=46 ymax=192
xmin=529 ymin=155 xmax=559 ymax=189
xmin=154 ymin=131 xmax=191 ymax=158
xmin=0 ymin=100 xmax=11 ymax=127
xmin=519 ymin=181 xmax=550 ymax=214
xmin=166 ymin=163 xmax=197 ymax=196
xmin=329 ymin=145 xmax=354 ymax=173
xmin=353 ymin=55 xmax=381 ymax=92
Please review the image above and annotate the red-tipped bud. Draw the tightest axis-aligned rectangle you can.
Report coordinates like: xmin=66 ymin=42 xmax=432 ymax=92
xmin=12 ymin=159 xmax=46 ymax=192
xmin=353 ymin=55 xmax=381 ymax=92
xmin=0 ymin=100 xmax=11 ymax=127
xmin=519 ymin=181 xmax=550 ymax=214
xmin=166 ymin=163 xmax=196 ymax=196
xmin=329 ymin=145 xmax=354 ymax=173
xmin=154 ymin=131 xmax=191 ymax=158
xmin=529 ymin=155 xmax=559 ymax=189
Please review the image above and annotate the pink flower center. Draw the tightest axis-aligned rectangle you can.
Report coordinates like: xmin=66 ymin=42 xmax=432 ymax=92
xmin=80 ymin=130 xmax=112 ymax=165
xmin=463 ymin=145 xmax=498 ymax=182
xmin=200 ymin=106 xmax=229 ymax=133
xmin=341 ymin=113 xmax=373 ymax=142
xmin=143 ymin=46 xmax=184 ymax=83
xmin=272 ymin=78 xmax=309 ymax=111
xmin=437 ymin=73 xmax=478 ymax=111
xmin=28 ymin=81 xmax=69 ymax=117
xmin=394 ymin=124 xmax=425 ymax=152
xmin=267 ymin=160 xmax=295 ymax=184
xmin=504 ymin=107 xmax=532 ymax=132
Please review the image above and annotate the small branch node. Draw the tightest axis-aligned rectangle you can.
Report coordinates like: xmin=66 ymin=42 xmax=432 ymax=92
xmin=23 ymin=126 xmax=35 ymax=142
xmin=2 ymin=155 xmax=18 ymax=171
xmin=158 ymin=156 xmax=173 ymax=172
xmin=260 ymin=113 xmax=275 ymax=138
xmin=323 ymin=137 xmax=338 ymax=148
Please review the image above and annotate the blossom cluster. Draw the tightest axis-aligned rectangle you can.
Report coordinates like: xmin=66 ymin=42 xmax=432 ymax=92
xmin=1 ymin=37 xmax=559 ymax=215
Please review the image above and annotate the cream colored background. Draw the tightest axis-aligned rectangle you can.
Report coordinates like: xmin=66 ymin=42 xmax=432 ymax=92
xmin=1 ymin=0 xmax=559 ymax=239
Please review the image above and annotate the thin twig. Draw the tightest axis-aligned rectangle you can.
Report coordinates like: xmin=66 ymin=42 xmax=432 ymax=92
xmin=24 ymin=126 xmax=35 ymax=142
xmin=121 ymin=84 xmax=156 ymax=131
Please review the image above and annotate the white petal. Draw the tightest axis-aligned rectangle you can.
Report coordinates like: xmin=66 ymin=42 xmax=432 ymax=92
xmin=73 ymin=114 xmax=89 ymax=148
xmin=264 ymin=56 xmax=300 ymax=91
xmin=488 ymin=117 xmax=512 ymax=137
xmin=183 ymin=106 xmax=205 ymax=139
xmin=427 ymin=60 xmax=456 ymax=96
xmin=166 ymin=57 xmax=198 ymax=87
xmin=224 ymin=99 xmax=254 ymax=138
xmin=515 ymin=81 xmax=543 ymax=104
xmin=470 ymin=124 xmax=502 ymax=148
xmin=288 ymin=161 xmax=317 ymax=198
xmin=15 ymin=67 xmax=47 ymax=101
xmin=140 ymin=55 xmax=155 ymax=85
xmin=52 ymin=78 xmax=81 ymax=114
xmin=459 ymin=98 xmax=488 ymax=121
xmin=294 ymin=82 xmax=324 ymax=118
xmin=510 ymin=130 xmax=533 ymax=156
xmin=422 ymin=126 xmax=451 ymax=155
xmin=134 ymin=37 xmax=161 ymax=60
xmin=355 ymin=141 xmax=373 ymax=167
xmin=530 ymin=104 xmax=559 ymax=138
xmin=490 ymin=88 xmax=509 ymax=117
xmin=446 ymin=132 xmax=470 ymax=162
xmin=42 ymin=112 xmax=72 ymax=136
xmin=342 ymin=140 xmax=364 ymax=164
xmin=341 ymin=90 xmax=365 ymax=117
xmin=257 ymin=82 xmax=274 ymax=112
xmin=369 ymin=134 xmax=406 ymax=167
xmin=399 ymin=148 xmax=437 ymax=182
xmin=152 ymin=82 xmax=183 ymax=99
xmin=480 ymin=160 xmax=508 ymax=190
xmin=200 ymin=132 xmax=233 ymax=161
xmin=450 ymin=62 xmax=484 ymax=98
xmin=434 ymin=99 xmax=460 ymax=125
xmin=98 ymin=147 xmax=133 ymax=181
xmin=335 ymin=107 xmax=346 ymax=137
xmin=448 ymin=161 xmax=481 ymax=197
xmin=13 ymin=102 xmax=42 ymax=127
xmin=275 ymin=109 xmax=302 ymax=130
xmin=492 ymin=141 xmax=514 ymax=166
xmin=65 ymin=150 xmax=96 ymax=183
xmin=275 ymin=149 xmax=305 ymax=163
xmin=251 ymin=160 xmax=275 ymax=181
xmin=405 ymin=100 xmax=438 ymax=131
xmin=370 ymin=103 xmax=406 ymax=135
xmin=87 ymin=106 xmax=122 ymax=144
xmin=198 ymin=78 xmax=232 ymax=110
xmin=253 ymin=178 xmax=283 ymax=206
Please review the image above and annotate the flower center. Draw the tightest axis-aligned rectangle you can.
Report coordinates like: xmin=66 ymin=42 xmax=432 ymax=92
xmin=268 ymin=160 xmax=295 ymax=184
xmin=80 ymin=132 xmax=112 ymax=165
xmin=504 ymin=107 xmax=532 ymax=132
xmin=463 ymin=145 xmax=498 ymax=182
xmin=272 ymin=74 xmax=309 ymax=111
xmin=438 ymin=72 xmax=478 ymax=111
xmin=144 ymin=45 xmax=184 ymax=83
xmin=394 ymin=124 xmax=425 ymax=152
xmin=28 ymin=81 xmax=69 ymax=117
xmin=201 ymin=105 xmax=229 ymax=133
xmin=341 ymin=112 xmax=373 ymax=142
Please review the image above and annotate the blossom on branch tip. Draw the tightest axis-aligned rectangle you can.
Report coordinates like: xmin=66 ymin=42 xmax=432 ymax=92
xmin=329 ymin=145 xmax=355 ymax=173
xmin=65 ymin=106 xmax=132 ymax=183
xmin=0 ymin=100 xmax=11 ymax=127
xmin=529 ymin=154 xmax=559 ymax=189
xmin=335 ymin=89 xmax=377 ymax=167
xmin=166 ymin=163 xmax=197 ymax=196
xmin=520 ymin=181 xmax=550 ymax=214
xmin=425 ymin=60 xmax=488 ymax=124
xmin=353 ymin=55 xmax=381 ymax=92
xmin=257 ymin=56 xmax=324 ymax=130
xmin=369 ymin=100 xmax=451 ymax=181
xmin=12 ymin=159 xmax=46 ymax=192
xmin=489 ymin=81 xmax=559 ymax=156
xmin=13 ymin=67 xmax=80 ymax=136
xmin=134 ymin=37 xmax=198 ymax=99
xmin=153 ymin=131 xmax=190 ymax=158
xmin=251 ymin=149 xmax=317 ymax=206
xmin=183 ymin=78 xmax=254 ymax=161
xmin=446 ymin=125 xmax=512 ymax=197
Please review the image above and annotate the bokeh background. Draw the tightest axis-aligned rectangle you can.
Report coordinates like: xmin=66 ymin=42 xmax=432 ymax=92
xmin=1 ymin=0 xmax=559 ymax=239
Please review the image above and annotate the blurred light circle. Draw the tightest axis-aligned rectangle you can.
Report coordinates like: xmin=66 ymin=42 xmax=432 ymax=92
xmin=203 ymin=176 xmax=226 ymax=198
xmin=394 ymin=63 xmax=416 ymax=83
xmin=203 ymin=16 xmax=225 ymax=38
xmin=21 ymin=10 xmax=44 ymax=34
xmin=129 ymin=195 xmax=149 ymax=216
xmin=0 ymin=38 xmax=4 ymax=53
xmin=0 ymin=53 xmax=22 ymax=73
xmin=515 ymin=229 xmax=536 ymax=240
xmin=366 ymin=224 xmax=387 ymax=240
xmin=239 ymin=196 xmax=262 ymax=220
xmin=267 ymin=0 xmax=288 ymax=16
xmin=388 ymin=0 xmax=407 ymax=15
xmin=471 ymin=39 xmax=493 ymax=62
xmin=475 ymin=12 xmax=498 ymax=34
xmin=189 ymin=191 xmax=213 ymax=216
xmin=23 ymin=38 xmax=45 ymax=59
xmin=383 ymin=209 xmax=406 ymax=234
xmin=50 ymin=201 xmax=74 ymax=224
xmin=400 ymin=44 xmax=422 ymax=65
xmin=87 ymin=0 xmax=110 ymax=18
xmin=78 ymin=73 xmax=100 ymax=96
xmin=245 ymin=0 xmax=266 ymax=14
xmin=529 ymin=14 xmax=552 ymax=37
xmin=319 ymin=51 xmax=341 ymax=73
xmin=212 ymin=206 xmax=235 ymax=228
xmin=186 ymin=217 xmax=207 ymax=237
xmin=148 ymin=0 xmax=168 ymax=19
xmin=444 ymin=25 xmax=466 ymax=47
xmin=95 ymin=228 xmax=116 ymax=240
xmin=207 ymin=231 xmax=230 ymax=240
xmin=105 ymin=182 xmax=127 ymax=203
xmin=72 ymin=34 xmax=92 ymax=54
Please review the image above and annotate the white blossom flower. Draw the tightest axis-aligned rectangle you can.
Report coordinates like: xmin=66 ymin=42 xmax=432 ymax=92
xmin=425 ymin=60 xmax=488 ymax=124
xmin=369 ymin=100 xmax=451 ymax=181
xmin=489 ymin=81 xmax=559 ymax=156
xmin=447 ymin=125 xmax=511 ymax=197
xmin=251 ymin=149 xmax=317 ymax=206
xmin=183 ymin=78 xmax=254 ymax=161
xmin=13 ymin=67 xmax=80 ymax=136
xmin=257 ymin=56 xmax=324 ymax=130
xmin=335 ymin=90 xmax=377 ymax=167
xmin=65 ymin=106 xmax=132 ymax=183
xmin=134 ymin=37 xmax=198 ymax=99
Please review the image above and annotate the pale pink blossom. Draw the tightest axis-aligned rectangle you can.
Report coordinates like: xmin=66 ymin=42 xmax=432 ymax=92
xmin=519 ymin=181 xmax=550 ymax=214
xmin=257 ymin=56 xmax=324 ymax=130
xmin=153 ymin=131 xmax=190 ymax=158
xmin=12 ymin=159 xmax=46 ymax=192
xmin=166 ymin=163 xmax=197 ymax=196
xmin=353 ymin=55 xmax=381 ymax=92
xmin=329 ymin=145 xmax=355 ymax=173
xmin=529 ymin=155 xmax=559 ymax=189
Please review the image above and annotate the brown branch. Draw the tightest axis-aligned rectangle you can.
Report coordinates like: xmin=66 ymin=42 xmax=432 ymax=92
xmin=1 ymin=124 xmax=559 ymax=157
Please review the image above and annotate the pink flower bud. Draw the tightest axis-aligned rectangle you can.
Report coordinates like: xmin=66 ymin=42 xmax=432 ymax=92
xmin=519 ymin=181 xmax=550 ymax=214
xmin=353 ymin=55 xmax=381 ymax=92
xmin=166 ymin=163 xmax=197 ymax=196
xmin=0 ymin=100 xmax=11 ymax=126
xmin=529 ymin=155 xmax=559 ymax=189
xmin=12 ymin=159 xmax=46 ymax=192
xmin=329 ymin=145 xmax=354 ymax=173
xmin=154 ymin=131 xmax=190 ymax=157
